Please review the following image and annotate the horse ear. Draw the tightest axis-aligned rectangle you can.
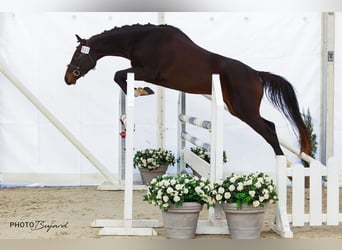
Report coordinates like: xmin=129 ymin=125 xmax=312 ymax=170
xmin=75 ymin=34 xmax=86 ymax=44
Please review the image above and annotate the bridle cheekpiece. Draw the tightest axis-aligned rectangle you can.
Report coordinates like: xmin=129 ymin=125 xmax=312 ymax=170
xmin=67 ymin=45 xmax=95 ymax=77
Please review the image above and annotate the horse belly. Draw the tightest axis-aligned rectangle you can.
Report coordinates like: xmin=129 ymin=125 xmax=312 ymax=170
xmin=161 ymin=54 xmax=213 ymax=94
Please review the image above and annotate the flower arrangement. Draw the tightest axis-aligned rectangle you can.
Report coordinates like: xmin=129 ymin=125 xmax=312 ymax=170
xmin=190 ymin=147 xmax=227 ymax=164
xmin=143 ymin=174 xmax=213 ymax=212
xmin=133 ymin=148 xmax=176 ymax=170
xmin=212 ymin=172 xmax=278 ymax=209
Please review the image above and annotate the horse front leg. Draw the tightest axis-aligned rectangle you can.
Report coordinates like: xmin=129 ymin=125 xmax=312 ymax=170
xmin=114 ymin=69 xmax=130 ymax=94
xmin=114 ymin=68 xmax=155 ymax=96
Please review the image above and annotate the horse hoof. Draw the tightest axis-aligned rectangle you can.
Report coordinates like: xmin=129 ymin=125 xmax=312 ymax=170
xmin=134 ymin=87 xmax=154 ymax=97
xmin=143 ymin=87 xmax=154 ymax=95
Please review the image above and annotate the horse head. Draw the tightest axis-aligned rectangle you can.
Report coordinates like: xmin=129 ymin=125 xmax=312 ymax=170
xmin=64 ymin=35 xmax=97 ymax=85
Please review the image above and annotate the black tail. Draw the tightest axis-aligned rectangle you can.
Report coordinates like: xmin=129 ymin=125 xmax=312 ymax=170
xmin=258 ymin=71 xmax=311 ymax=154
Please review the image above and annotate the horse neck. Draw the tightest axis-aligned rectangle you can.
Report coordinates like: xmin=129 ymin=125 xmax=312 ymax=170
xmin=89 ymin=32 xmax=133 ymax=60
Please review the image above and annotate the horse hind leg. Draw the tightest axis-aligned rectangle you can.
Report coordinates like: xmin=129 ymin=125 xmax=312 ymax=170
xmin=261 ymin=118 xmax=284 ymax=155
xmin=241 ymin=115 xmax=284 ymax=156
xmin=220 ymin=72 xmax=284 ymax=156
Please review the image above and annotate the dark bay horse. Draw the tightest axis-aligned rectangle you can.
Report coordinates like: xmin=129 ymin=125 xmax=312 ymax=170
xmin=64 ymin=24 xmax=311 ymax=156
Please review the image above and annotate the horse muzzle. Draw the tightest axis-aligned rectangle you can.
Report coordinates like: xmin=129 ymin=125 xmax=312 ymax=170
xmin=64 ymin=72 xmax=77 ymax=85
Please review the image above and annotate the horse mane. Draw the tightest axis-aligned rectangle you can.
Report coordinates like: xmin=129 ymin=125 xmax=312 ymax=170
xmin=89 ymin=24 xmax=187 ymax=41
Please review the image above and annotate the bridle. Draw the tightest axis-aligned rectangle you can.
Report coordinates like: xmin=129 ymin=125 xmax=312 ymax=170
xmin=67 ymin=45 xmax=95 ymax=77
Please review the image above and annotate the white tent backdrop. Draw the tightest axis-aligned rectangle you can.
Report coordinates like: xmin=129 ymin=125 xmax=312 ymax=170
xmin=0 ymin=12 xmax=340 ymax=186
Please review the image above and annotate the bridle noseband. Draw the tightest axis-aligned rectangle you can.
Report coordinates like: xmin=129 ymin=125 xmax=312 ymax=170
xmin=67 ymin=45 xmax=95 ymax=77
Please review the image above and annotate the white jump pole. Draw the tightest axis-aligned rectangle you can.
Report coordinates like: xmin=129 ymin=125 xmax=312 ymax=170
xmin=179 ymin=74 xmax=227 ymax=234
xmin=92 ymin=73 xmax=158 ymax=236
xmin=124 ymin=73 xmax=135 ymax=228
xmin=271 ymin=155 xmax=293 ymax=238
xmin=207 ymin=74 xmax=225 ymax=227
xmin=0 ymin=65 xmax=117 ymax=185
xmin=278 ymin=137 xmax=315 ymax=164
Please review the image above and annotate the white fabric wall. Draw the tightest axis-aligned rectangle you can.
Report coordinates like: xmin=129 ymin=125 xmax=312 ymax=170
xmin=0 ymin=12 xmax=339 ymax=185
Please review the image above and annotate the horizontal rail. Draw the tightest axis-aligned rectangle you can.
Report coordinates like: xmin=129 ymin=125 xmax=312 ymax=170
xmin=181 ymin=131 xmax=210 ymax=152
xmin=179 ymin=114 xmax=211 ymax=130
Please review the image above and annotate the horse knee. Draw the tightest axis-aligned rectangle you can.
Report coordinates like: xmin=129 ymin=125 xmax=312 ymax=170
xmin=114 ymin=71 xmax=127 ymax=93
xmin=114 ymin=71 xmax=126 ymax=83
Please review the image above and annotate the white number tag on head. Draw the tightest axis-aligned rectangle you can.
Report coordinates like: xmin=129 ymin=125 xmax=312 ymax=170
xmin=81 ymin=46 xmax=90 ymax=54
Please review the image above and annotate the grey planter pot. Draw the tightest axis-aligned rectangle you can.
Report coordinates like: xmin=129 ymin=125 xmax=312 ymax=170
xmin=222 ymin=203 xmax=266 ymax=239
xmin=162 ymin=202 xmax=203 ymax=239
xmin=138 ymin=165 xmax=168 ymax=185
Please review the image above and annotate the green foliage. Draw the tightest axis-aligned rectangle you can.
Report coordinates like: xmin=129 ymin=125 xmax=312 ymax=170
xmin=302 ymin=108 xmax=318 ymax=167
xmin=190 ymin=147 xmax=228 ymax=164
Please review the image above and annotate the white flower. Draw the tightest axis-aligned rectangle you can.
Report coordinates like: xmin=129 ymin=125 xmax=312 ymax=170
xmin=184 ymin=179 xmax=190 ymax=183
xmin=170 ymin=179 xmax=177 ymax=185
xmin=237 ymin=184 xmax=244 ymax=191
xmin=224 ymin=192 xmax=231 ymax=199
xmin=183 ymin=188 xmax=189 ymax=194
xmin=264 ymin=193 xmax=269 ymax=199
xmin=253 ymin=200 xmax=260 ymax=207
xmin=255 ymin=182 xmax=262 ymax=189
xmin=228 ymin=185 xmax=235 ymax=191
xmin=175 ymin=184 xmax=183 ymax=190
xmin=245 ymin=179 xmax=253 ymax=185
xmin=259 ymin=196 xmax=265 ymax=202
xmin=163 ymin=203 xmax=169 ymax=208
xmin=229 ymin=177 xmax=236 ymax=183
xmin=216 ymin=194 xmax=223 ymax=201
xmin=195 ymin=186 xmax=202 ymax=194
xmin=218 ymin=187 xmax=225 ymax=194
xmin=157 ymin=189 xmax=163 ymax=199
xmin=166 ymin=187 xmax=174 ymax=194
xmin=173 ymin=196 xmax=180 ymax=202
xmin=163 ymin=180 xmax=170 ymax=187
xmin=217 ymin=179 xmax=224 ymax=186
xmin=150 ymin=178 xmax=157 ymax=184
xmin=249 ymin=190 xmax=256 ymax=197
xmin=163 ymin=195 xmax=169 ymax=202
